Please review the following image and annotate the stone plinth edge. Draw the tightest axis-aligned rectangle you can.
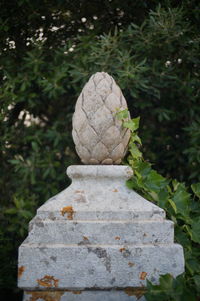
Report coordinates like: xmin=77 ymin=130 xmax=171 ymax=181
xmin=23 ymin=289 xmax=146 ymax=301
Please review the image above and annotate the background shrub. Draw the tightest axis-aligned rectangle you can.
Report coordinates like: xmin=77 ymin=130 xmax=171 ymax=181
xmin=0 ymin=1 xmax=200 ymax=299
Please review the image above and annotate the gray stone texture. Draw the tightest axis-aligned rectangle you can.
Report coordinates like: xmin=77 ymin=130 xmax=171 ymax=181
xmin=18 ymin=165 xmax=184 ymax=298
xmin=23 ymin=289 xmax=146 ymax=301
xmin=72 ymin=72 xmax=131 ymax=164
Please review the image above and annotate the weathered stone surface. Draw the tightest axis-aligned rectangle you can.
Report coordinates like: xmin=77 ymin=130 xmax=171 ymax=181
xmin=26 ymin=219 xmax=174 ymax=245
xmin=18 ymin=166 xmax=184 ymax=293
xmin=72 ymin=72 xmax=131 ymax=164
xmin=19 ymin=243 xmax=183 ymax=289
xmin=23 ymin=289 xmax=146 ymax=301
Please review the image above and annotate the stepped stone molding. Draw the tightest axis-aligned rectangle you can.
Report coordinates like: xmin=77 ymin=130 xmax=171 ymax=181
xmin=19 ymin=166 xmax=184 ymax=301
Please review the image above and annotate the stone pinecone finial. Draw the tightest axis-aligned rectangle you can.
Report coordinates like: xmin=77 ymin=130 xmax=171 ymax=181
xmin=72 ymin=72 xmax=131 ymax=164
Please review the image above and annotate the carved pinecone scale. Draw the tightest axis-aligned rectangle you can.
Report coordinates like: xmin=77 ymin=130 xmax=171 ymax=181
xmin=72 ymin=72 xmax=131 ymax=164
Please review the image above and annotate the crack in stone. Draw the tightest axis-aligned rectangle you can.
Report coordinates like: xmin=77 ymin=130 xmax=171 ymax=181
xmin=110 ymin=77 xmax=114 ymax=91
xmin=95 ymin=76 xmax=105 ymax=88
xmin=119 ymin=93 xmax=123 ymax=106
xmin=74 ymin=128 xmax=92 ymax=156
xmin=81 ymin=92 xmax=85 ymax=107
xmin=91 ymin=74 xmax=97 ymax=88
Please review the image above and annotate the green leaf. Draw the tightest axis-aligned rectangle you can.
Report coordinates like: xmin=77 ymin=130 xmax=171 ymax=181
xmin=186 ymin=257 xmax=200 ymax=275
xmin=157 ymin=189 xmax=169 ymax=208
xmin=159 ymin=274 xmax=174 ymax=290
xmin=145 ymin=274 xmax=174 ymax=301
xmin=175 ymin=227 xmax=191 ymax=247
xmin=191 ymin=183 xmax=200 ymax=198
xmin=137 ymin=161 xmax=152 ymax=177
xmin=168 ymin=198 xmax=177 ymax=213
xmin=190 ymin=217 xmax=200 ymax=243
xmin=144 ymin=170 xmax=168 ymax=192
xmin=129 ymin=143 xmax=142 ymax=159
xmin=131 ymin=133 xmax=142 ymax=144
xmin=123 ymin=117 xmax=140 ymax=132
xmin=116 ymin=108 xmax=129 ymax=120
xmin=172 ymin=184 xmax=190 ymax=218
xmin=172 ymin=180 xmax=179 ymax=191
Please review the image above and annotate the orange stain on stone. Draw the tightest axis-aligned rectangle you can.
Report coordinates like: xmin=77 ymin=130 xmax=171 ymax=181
xmin=124 ymin=287 xmax=136 ymax=297
xmin=37 ymin=275 xmax=59 ymax=288
xmin=27 ymin=291 xmax=64 ymax=301
xmin=124 ymin=287 xmax=145 ymax=299
xmin=139 ymin=271 xmax=147 ymax=280
xmin=18 ymin=266 xmax=25 ymax=278
xmin=60 ymin=206 xmax=74 ymax=220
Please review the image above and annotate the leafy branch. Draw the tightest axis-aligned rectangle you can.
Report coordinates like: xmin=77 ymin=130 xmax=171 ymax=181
xmin=117 ymin=110 xmax=200 ymax=300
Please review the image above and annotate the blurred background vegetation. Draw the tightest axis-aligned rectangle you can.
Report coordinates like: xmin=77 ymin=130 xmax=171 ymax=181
xmin=0 ymin=0 xmax=200 ymax=299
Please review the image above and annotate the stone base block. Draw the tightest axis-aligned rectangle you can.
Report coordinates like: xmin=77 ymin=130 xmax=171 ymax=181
xmin=18 ymin=243 xmax=184 ymax=289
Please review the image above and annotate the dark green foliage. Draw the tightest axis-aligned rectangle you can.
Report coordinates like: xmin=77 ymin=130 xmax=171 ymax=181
xmin=146 ymin=274 xmax=197 ymax=301
xmin=0 ymin=0 xmax=200 ymax=299
xmin=119 ymin=115 xmax=200 ymax=300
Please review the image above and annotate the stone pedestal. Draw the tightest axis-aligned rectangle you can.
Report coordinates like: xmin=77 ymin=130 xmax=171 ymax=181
xmin=18 ymin=165 xmax=184 ymax=300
